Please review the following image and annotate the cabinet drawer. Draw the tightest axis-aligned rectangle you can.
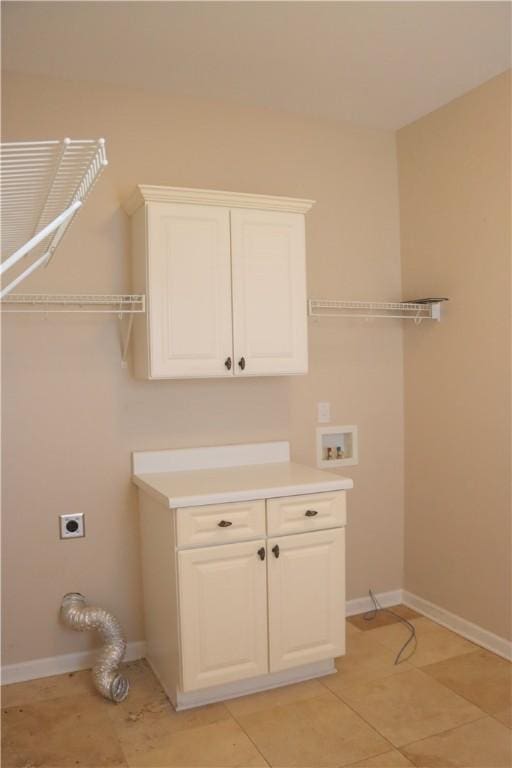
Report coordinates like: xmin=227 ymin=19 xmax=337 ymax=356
xmin=266 ymin=491 xmax=346 ymax=536
xmin=177 ymin=499 xmax=265 ymax=548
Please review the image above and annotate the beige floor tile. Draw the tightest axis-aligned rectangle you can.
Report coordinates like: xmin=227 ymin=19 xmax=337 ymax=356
xmin=226 ymin=678 xmax=326 ymax=718
xmin=2 ymin=629 xmax=505 ymax=768
xmin=233 ymin=689 xmax=389 ymax=767
xmin=348 ymin=605 xmax=420 ymax=633
xmin=120 ymin=716 xmax=267 ymax=767
xmin=347 ymin=750 xmax=414 ymax=767
xmin=401 ymin=716 xmax=512 ymax=767
xmin=369 ymin=617 xmax=478 ymax=667
xmin=422 ymin=648 xmax=512 ymax=717
xmin=111 ymin=696 xmax=233 ymax=759
xmin=347 ymin=619 xmax=364 ymax=638
xmin=108 ymin=661 xmax=236 ymax=761
xmin=1 ymin=668 xmax=95 ymax=708
xmin=493 ymin=705 xmax=512 ymax=728
xmin=334 ymin=667 xmax=483 ymax=747
xmin=104 ymin=658 xmax=178 ymax=724
xmin=1 ymin=693 xmax=128 ymax=767
xmin=325 ymin=628 xmax=414 ymax=692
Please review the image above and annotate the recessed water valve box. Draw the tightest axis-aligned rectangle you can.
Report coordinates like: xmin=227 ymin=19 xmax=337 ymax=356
xmin=316 ymin=425 xmax=358 ymax=468
xmin=59 ymin=513 xmax=85 ymax=539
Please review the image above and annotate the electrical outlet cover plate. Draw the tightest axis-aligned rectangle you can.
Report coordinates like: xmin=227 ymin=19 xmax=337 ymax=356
xmin=59 ymin=513 xmax=85 ymax=539
xmin=317 ymin=402 xmax=331 ymax=423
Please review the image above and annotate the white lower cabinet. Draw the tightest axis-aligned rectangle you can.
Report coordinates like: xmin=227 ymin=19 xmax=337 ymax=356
xmin=138 ymin=489 xmax=346 ymax=709
xmin=178 ymin=539 xmax=268 ymax=692
xmin=267 ymin=528 xmax=345 ymax=672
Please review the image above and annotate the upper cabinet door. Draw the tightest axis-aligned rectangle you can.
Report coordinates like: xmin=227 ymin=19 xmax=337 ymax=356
xmin=147 ymin=203 xmax=233 ymax=378
xmin=230 ymin=209 xmax=308 ymax=376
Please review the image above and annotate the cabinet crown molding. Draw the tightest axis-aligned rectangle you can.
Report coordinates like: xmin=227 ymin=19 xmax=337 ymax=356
xmin=123 ymin=185 xmax=315 ymax=216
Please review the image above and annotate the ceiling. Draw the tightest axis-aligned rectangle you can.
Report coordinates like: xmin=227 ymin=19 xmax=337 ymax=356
xmin=2 ymin=1 xmax=510 ymax=130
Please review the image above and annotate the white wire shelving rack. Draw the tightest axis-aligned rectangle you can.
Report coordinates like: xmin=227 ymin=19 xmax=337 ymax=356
xmin=1 ymin=138 xmax=146 ymax=362
xmin=308 ymin=298 xmax=447 ymax=323
xmin=0 ymin=138 xmax=109 ymax=298
xmin=1 ymin=293 xmax=145 ymax=314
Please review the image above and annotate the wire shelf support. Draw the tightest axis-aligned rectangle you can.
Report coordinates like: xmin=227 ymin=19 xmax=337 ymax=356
xmin=1 ymin=294 xmax=146 ymax=365
xmin=308 ymin=298 xmax=447 ymax=323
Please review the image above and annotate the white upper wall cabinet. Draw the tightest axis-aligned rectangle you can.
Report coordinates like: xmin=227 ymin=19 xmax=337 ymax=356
xmin=124 ymin=186 xmax=314 ymax=379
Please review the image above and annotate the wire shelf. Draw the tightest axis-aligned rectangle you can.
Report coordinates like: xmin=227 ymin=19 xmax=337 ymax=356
xmin=308 ymin=298 xmax=446 ymax=322
xmin=1 ymin=138 xmax=108 ymax=298
xmin=1 ymin=294 xmax=146 ymax=314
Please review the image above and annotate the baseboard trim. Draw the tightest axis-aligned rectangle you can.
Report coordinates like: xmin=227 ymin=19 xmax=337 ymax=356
xmin=346 ymin=589 xmax=403 ymax=617
xmin=1 ymin=640 xmax=147 ymax=686
xmin=0 ymin=589 xmax=402 ymax=687
xmin=403 ymin=591 xmax=512 ymax=662
xmin=4 ymin=588 xmax=510 ymax=685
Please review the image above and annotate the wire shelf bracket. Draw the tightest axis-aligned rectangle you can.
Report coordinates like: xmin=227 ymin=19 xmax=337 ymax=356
xmin=1 ymin=294 xmax=146 ymax=365
xmin=1 ymin=138 xmax=108 ymax=298
xmin=308 ymin=298 xmax=448 ymax=323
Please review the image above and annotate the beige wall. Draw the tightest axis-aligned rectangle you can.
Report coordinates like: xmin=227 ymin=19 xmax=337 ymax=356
xmin=1 ymin=73 xmax=404 ymax=665
xmin=398 ymin=72 xmax=511 ymax=640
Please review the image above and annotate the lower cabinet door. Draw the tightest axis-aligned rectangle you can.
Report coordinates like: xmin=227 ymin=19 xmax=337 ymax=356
xmin=178 ymin=540 xmax=268 ymax=691
xmin=268 ymin=528 xmax=345 ymax=672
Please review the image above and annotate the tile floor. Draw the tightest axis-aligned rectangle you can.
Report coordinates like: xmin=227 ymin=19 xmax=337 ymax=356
xmin=2 ymin=607 xmax=511 ymax=768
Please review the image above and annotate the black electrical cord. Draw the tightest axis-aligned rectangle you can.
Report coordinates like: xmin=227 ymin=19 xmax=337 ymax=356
xmin=363 ymin=589 xmax=417 ymax=665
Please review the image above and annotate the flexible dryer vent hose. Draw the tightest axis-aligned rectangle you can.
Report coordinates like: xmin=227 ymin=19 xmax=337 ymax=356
xmin=61 ymin=592 xmax=129 ymax=702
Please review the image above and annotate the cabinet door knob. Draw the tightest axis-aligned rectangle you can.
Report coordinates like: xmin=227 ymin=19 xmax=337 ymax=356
xmin=218 ymin=520 xmax=232 ymax=527
xmin=224 ymin=357 xmax=232 ymax=370
xmin=238 ymin=356 xmax=246 ymax=370
xmin=258 ymin=547 xmax=266 ymax=561
xmin=305 ymin=509 xmax=318 ymax=517
xmin=272 ymin=544 xmax=280 ymax=558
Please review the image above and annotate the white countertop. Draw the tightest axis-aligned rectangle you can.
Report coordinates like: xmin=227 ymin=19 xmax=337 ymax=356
xmin=133 ymin=460 xmax=353 ymax=508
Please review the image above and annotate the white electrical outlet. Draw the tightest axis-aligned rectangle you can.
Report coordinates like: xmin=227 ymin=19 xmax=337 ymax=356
xmin=59 ymin=513 xmax=85 ymax=539
xmin=317 ymin=402 xmax=331 ymax=423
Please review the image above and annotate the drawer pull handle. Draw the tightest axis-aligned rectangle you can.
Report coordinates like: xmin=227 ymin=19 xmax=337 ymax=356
xmin=238 ymin=356 xmax=246 ymax=370
xmin=218 ymin=520 xmax=232 ymax=527
xmin=258 ymin=547 xmax=266 ymax=561
xmin=224 ymin=357 xmax=232 ymax=370
xmin=305 ymin=509 xmax=318 ymax=517
xmin=272 ymin=544 xmax=280 ymax=559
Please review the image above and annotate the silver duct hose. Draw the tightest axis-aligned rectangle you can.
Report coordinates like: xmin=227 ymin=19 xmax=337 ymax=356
xmin=61 ymin=592 xmax=129 ymax=702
